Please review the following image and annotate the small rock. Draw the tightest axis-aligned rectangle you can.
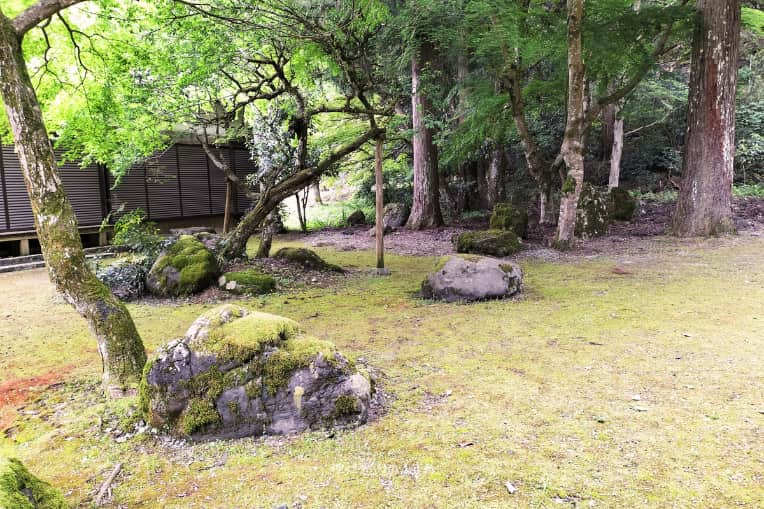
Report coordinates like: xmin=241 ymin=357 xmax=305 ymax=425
xmin=505 ymin=481 xmax=517 ymax=494
xmin=631 ymin=395 xmax=641 ymax=401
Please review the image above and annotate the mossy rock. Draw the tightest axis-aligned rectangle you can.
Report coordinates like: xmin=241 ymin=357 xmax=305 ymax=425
xmin=0 ymin=456 xmax=68 ymax=509
xmin=608 ymin=187 xmax=638 ymax=221
xmin=218 ymin=269 xmax=276 ymax=295
xmin=453 ymin=230 xmax=522 ymax=257
xmin=575 ymin=184 xmax=610 ymax=239
xmin=141 ymin=305 xmax=371 ymax=439
xmin=346 ymin=209 xmax=366 ymax=226
xmin=273 ymin=247 xmax=343 ymax=272
xmin=489 ymin=202 xmax=529 ymax=238
xmin=146 ymin=235 xmax=220 ymax=297
xmin=423 ymin=256 xmax=524 ymax=302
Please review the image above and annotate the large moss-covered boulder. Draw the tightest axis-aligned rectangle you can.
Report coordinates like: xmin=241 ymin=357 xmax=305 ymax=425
xmin=453 ymin=230 xmax=522 ymax=257
xmin=575 ymin=184 xmax=610 ymax=239
xmin=608 ymin=187 xmax=638 ymax=221
xmin=146 ymin=235 xmax=220 ymax=297
xmin=346 ymin=209 xmax=366 ymax=226
xmin=218 ymin=269 xmax=276 ymax=295
xmin=383 ymin=202 xmax=409 ymax=229
xmin=0 ymin=456 xmax=68 ymax=509
xmin=422 ymin=255 xmax=523 ymax=303
xmin=489 ymin=202 xmax=529 ymax=238
xmin=140 ymin=305 xmax=371 ymax=439
xmin=273 ymin=247 xmax=343 ymax=272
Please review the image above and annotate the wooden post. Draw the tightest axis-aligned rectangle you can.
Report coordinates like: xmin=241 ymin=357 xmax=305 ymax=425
xmin=223 ymin=179 xmax=234 ymax=234
xmin=375 ymin=136 xmax=385 ymax=270
xmin=19 ymin=238 xmax=29 ymax=256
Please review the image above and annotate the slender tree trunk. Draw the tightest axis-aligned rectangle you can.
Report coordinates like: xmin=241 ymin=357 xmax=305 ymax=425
xmin=609 ymin=105 xmax=624 ymax=189
xmin=601 ymin=102 xmax=616 ymax=161
xmin=673 ymin=0 xmax=740 ymax=236
xmin=0 ymin=11 xmax=146 ymax=395
xmin=555 ymin=0 xmax=587 ymax=249
xmin=374 ymin=137 xmax=385 ymax=269
xmin=407 ymin=41 xmax=443 ymax=229
xmin=475 ymin=162 xmax=490 ymax=210
xmin=487 ymin=148 xmax=503 ymax=208
xmin=311 ymin=181 xmax=323 ymax=205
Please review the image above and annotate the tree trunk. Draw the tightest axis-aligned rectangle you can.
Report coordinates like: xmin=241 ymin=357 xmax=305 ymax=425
xmin=601 ymin=102 xmax=616 ymax=162
xmin=555 ymin=0 xmax=587 ymax=249
xmin=673 ymin=0 xmax=740 ymax=236
xmin=608 ymin=105 xmax=624 ymax=190
xmin=475 ymin=162 xmax=490 ymax=210
xmin=374 ymin=137 xmax=385 ymax=269
xmin=0 ymin=11 xmax=146 ymax=395
xmin=407 ymin=41 xmax=443 ymax=229
xmin=312 ymin=181 xmax=323 ymax=205
xmin=255 ymin=211 xmax=275 ymax=259
xmin=487 ymin=148 xmax=503 ymax=208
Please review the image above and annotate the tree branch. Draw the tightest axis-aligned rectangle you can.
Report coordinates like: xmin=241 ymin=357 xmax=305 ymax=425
xmin=12 ymin=0 xmax=85 ymax=36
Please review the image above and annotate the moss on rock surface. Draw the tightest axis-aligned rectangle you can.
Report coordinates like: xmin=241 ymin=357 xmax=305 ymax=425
xmin=141 ymin=305 xmax=371 ymax=439
xmin=218 ymin=269 xmax=276 ymax=295
xmin=489 ymin=203 xmax=529 ymax=238
xmin=273 ymin=248 xmax=343 ymax=272
xmin=608 ymin=187 xmax=638 ymax=221
xmin=0 ymin=456 xmax=68 ymax=509
xmin=146 ymin=235 xmax=219 ymax=297
xmin=454 ymin=230 xmax=522 ymax=257
xmin=575 ymin=184 xmax=610 ymax=239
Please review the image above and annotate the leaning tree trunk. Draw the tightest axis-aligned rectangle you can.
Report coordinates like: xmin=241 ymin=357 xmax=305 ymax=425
xmin=673 ymin=0 xmax=740 ymax=236
xmin=255 ymin=211 xmax=276 ymax=259
xmin=555 ymin=0 xmax=587 ymax=249
xmin=0 ymin=12 xmax=146 ymax=395
xmin=407 ymin=41 xmax=443 ymax=229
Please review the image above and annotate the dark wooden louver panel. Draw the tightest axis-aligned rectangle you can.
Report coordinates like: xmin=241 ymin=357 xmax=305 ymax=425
xmin=109 ymin=167 xmax=148 ymax=217
xmin=145 ymin=149 xmax=181 ymax=219
xmin=178 ymin=145 xmax=211 ymax=216
xmin=2 ymin=146 xmax=35 ymax=231
xmin=234 ymin=149 xmax=254 ymax=212
xmin=56 ymin=151 xmax=103 ymax=227
xmin=209 ymin=150 xmax=230 ymax=215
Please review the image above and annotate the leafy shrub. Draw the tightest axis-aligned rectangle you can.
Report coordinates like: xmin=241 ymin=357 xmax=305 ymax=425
xmin=109 ymin=209 xmax=162 ymax=256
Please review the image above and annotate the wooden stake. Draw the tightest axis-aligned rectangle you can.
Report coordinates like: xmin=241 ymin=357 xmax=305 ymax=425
xmin=95 ymin=462 xmax=123 ymax=507
xmin=223 ymin=179 xmax=234 ymax=234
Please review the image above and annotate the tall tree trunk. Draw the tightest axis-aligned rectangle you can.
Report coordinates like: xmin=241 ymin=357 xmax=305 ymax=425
xmin=487 ymin=148 xmax=503 ymax=208
xmin=673 ymin=0 xmax=740 ymax=236
xmin=600 ymin=102 xmax=616 ymax=161
xmin=555 ymin=0 xmax=587 ymax=249
xmin=407 ymin=41 xmax=443 ymax=229
xmin=475 ymin=162 xmax=490 ymax=210
xmin=374 ymin=137 xmax=385 ymax=269
xmin=311 ymin=181 xmax=323 ymax=205
xmin=608 ymin=104 xmax=624 ymax=189
xmin=0 ymin=11 xmax=146 ymax=395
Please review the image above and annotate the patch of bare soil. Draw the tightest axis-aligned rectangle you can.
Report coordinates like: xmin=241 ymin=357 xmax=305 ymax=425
xmin=301 ymin=226 xmax=471 ymax=257
xmin=0 ymin=367 xmax=72 ymax=430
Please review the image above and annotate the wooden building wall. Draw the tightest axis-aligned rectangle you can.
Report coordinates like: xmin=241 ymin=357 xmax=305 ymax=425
xmin=0 ymin=143 xmax=257 ymax=234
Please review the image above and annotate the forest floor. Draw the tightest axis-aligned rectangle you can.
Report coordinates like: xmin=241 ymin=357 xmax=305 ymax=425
xmin=0 ymin=198 xmax=763 ymax=508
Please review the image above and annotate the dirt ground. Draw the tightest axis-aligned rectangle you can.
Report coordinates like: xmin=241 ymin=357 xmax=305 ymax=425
xmin=299 ymin=197 xmax=764 ymax=259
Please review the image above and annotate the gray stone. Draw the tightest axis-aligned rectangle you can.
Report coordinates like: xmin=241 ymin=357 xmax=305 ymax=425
xmin=140 ymin=305 xmax=372 ymax=439
xmin=170 ymin=226 xmax=216 ymax=235
xmin=422 ymin=255 xmax=523 ymax=303
xmin=367 ymin=225 xmax=393 ymax=237
xmin=96 ymin=257 xmax=152 ymax=301
xmin=382 ymin=202 xmax=409 ymax=228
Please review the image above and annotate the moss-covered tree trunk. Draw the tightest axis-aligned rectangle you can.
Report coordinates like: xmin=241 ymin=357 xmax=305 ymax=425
xmin=0 ymin=9 xmax=146 ymax=396
xmin=608 ymin=104 xmax=624 ymax=190
xmin=555 ymin=0 xmax=587 ymax=249
xmin=673 ymin=0 xmax=740 ymax=236
xmin=407 ymin=40 xmax=443 ymax=230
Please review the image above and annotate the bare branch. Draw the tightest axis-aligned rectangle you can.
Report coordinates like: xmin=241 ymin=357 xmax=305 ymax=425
xmin=12 ymin=0 xmax=85 ymax=36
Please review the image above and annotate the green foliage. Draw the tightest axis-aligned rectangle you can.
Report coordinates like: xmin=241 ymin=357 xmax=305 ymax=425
xmin=733 ymin=183 xmax=764 ymax=197
xmin=742 ymin=7 xmax=764 ymax=36
xmin=108 ymin=209 xmax=162 ymax=256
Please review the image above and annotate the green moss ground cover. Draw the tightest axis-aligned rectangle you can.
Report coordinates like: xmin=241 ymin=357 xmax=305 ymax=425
xmin=0 ymin=236 xmax=762 ymax=507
